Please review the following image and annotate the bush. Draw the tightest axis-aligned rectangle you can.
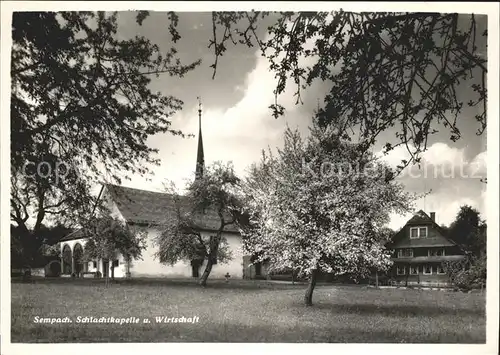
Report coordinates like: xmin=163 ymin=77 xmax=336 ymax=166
xmin=444 ymin=255 xmax=486 ymax=291
xmin=468 ymin=255 xmax=486 ymax=289
xmin=453 ymin=271 xmax=475 ymax=291
xmin=49 ymin=261 xmax=61 ymax=277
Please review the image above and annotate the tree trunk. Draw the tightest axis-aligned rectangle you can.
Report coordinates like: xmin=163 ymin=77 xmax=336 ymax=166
xmin=199 ymin=257 xmax=214 ymax=287
xmin=105 ymin=259 xmax=110 ymax=287
xmin=124 ymin=255 xmax=131 ymax=278
xmin=16 ymin=223 xmax=39 ymax=270
xmin=304 ymin=268 xmax=319 ymax=306
xmin=198 ymin=232 xmax=222 ymax=287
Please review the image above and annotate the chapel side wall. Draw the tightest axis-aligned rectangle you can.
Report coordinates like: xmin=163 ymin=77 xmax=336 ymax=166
xmin=199 ymin=232 xmax=244 ymax=279
xmin=129 ymin=227 xmax=195 ymax=277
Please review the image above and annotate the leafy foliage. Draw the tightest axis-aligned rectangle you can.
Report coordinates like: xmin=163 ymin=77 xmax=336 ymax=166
xmin=188 ymin=161 xmax=242 ymax=217
xmin=374 ymin=226 xmax=396 ymax=245
xmin=154 ymin=193 xmax=233 ymax=267
xmin=10 ymin=223 xmax=72 ymax=268
xmin=155 ymin=162 xmax=241 ymax=286
xmin=443 ymin=254 xmax=486 ymax=291
xmin=203 ymin=11 xmax=486 ymax=168
xmin=12 ymin=11 xmax=199 ymax=172
xmin=188 ymin=162 xmax=241 ymax=281
xmin=447 ymin=205 xmax=486 ymax=257
xmin=39 ymin=240 xmax=62 ymax=258
xmin=239 ymin=119 xmax=415 ymax=303
xmin=10 ymin=11 xmax=200 ymax=258
xmin=83 ymin=216 xmax=147 ymax=281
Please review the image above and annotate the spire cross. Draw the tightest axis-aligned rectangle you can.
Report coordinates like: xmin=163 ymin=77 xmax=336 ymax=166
xmin=197 ymin=96 xmax=202 ymax=127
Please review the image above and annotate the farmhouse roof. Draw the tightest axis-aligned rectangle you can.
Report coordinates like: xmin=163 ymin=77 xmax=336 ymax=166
xmin=387 ymin=210 xmax=457 ymax=249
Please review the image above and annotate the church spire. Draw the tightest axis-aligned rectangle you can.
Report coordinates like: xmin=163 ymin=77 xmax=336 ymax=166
xmin=195 ymin=96 xmax=205 ymax=180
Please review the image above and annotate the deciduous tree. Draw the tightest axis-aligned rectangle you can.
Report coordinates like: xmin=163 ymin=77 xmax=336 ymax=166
xmin=448 ymin=205 xmax=486 ymax=257
xmin=10 ymin=222 xmax=71 ymax=270
xmin=10 ymin=11 xmax=200 ymax=262
xmin=83 ymin=216 xmax=147 ymax=285
xmin=155 ymin=162 xmax=241 ymax=286
xmin=240 ymin=120 xmax=414 ymax=305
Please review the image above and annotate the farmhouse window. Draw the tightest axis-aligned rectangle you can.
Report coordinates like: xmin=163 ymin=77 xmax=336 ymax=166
xmin=396 ymin=266 xmax=406 ymax=275
xmin=409 ymin=266 xmax=419 ymax=275
xmin=423 ymin=265 xmax=433 ymax=275
xmin=436 ymin=265 xmax=445 ymax=274
xmin=398 ymin=249 xmax=413 ymax=258
xmin=113 ymin=260 xmax=119 ymax=267
xmin=410 ymin=226 xmax=428 ymax=239
xmin=92 ymin=261 xmax=97 ymax=268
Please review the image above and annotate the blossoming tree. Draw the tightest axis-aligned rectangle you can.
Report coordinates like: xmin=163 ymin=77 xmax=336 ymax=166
xmin=156 ymin=161 xmax=242 ymax=287
xmin=240 ymin=121 xmax=415 ymax=305
xmin=83 ymin=216 xmax=147 ymax=286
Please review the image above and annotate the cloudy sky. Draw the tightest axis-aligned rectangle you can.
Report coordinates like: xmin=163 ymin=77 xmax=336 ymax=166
xmin=107 ymin=11 xmax=487 ymax=230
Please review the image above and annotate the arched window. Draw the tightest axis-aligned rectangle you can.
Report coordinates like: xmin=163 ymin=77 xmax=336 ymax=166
xmin=73 ymin=243 xmax=85 ymax=275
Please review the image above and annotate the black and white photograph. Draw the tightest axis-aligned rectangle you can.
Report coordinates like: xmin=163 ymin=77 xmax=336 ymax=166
xmin=1 ymin=1 xmax=498 ymax=353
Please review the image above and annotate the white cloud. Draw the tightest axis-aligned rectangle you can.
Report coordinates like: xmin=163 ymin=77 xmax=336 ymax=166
xmin=468 ymin=151 xmax=487 ymax=177
xmin=439 ymin=197 xmax=480 ymax=225
xmin=421 ymin=142 xmax=466 ymax=166
xmin=388 ymin=212 xmax=413 ymax=231
xmin=376 ymin=144 xmax=414 ymax=169
xmin=377 ymin=142 xmax=467 ymax=171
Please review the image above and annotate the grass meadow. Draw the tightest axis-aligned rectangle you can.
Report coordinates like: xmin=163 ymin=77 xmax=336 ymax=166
xmin=10 ymin=278 xmax=486 ymax=343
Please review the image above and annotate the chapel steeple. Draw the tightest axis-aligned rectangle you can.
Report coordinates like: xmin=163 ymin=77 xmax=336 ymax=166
xmin=195 ymin=96 xmax=205 ymax=180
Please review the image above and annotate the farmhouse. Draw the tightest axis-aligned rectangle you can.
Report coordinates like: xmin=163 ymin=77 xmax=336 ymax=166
xmin=386 ymin=210 xmax=466 ymax=286
xmin=59 ymin=103 xmax=262 ymax=280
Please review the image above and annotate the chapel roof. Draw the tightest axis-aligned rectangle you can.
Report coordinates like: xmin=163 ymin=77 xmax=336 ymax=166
xmin=105 ymin=183 xmax=240 ymax=233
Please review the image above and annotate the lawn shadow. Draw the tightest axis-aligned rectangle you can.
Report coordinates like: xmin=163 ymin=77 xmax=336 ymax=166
xmin=312 ymin=302 xmax=485 ymax=317
xmin=11 ymin=276 xmax=307 ymax=291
